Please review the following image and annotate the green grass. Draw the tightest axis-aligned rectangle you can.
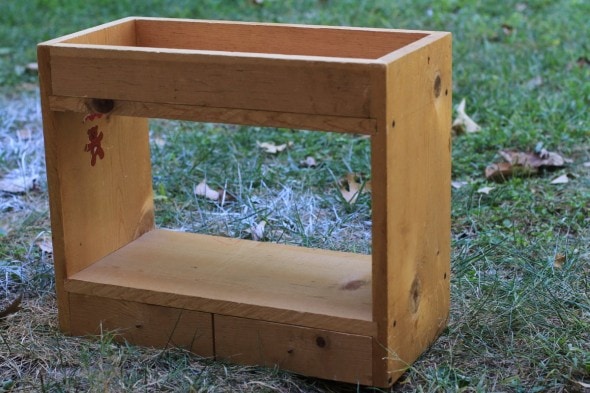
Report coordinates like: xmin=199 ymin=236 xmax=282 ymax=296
xmin=1 ymin=0 xmax=589 ymax=392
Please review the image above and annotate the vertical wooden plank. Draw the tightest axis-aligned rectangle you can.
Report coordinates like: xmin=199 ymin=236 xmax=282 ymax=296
xmin=38 ymin=44 xmax=71 ymax=332
xmin=69 ymin=294 xmax=214 ymax=356
xmin=53 ymin=111 xmax=154 ymax=277
xmin=382 ymin=33 xmax=453 ymax=385
xmin=215 ymin=315 xmax=373 ymax=385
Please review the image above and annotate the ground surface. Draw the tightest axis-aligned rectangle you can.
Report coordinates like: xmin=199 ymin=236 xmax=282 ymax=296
xmin=1 ymin=1 xmax=589 ymax=392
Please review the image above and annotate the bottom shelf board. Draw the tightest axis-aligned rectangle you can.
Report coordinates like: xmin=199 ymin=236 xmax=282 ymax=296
xmin=66 ymin=229 xmax=374 ymax=334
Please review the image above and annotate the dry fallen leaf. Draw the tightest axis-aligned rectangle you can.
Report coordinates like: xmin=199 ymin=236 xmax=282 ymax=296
xmin=194 ymin=179 xmax=220 ymax=201
xmin=451 ymin=181 xmax=469 ymax=189
xmin=525 ymin=75 xmax=543 ymax=90
xmin=553 ymin=253 xmax=566 ymax=268
xmin=17 ymin=128 xmax=32 ymax=141
xmin=0 ymin=170 xmax=38 ymax=193
xmin=583 ymin=161 xmax=590 ymax=168
xmin=485 ymin=148 xmax=570 ymax=181
xmin=248 ymin=221 xmax=266 ymax=241
xmin=0 ymin=294 xmax=22 ymax=319
xmin=299 ymin=156 xmax=318 ymax=168
xmin=477 ymin=186 xmax=495 ymax=195
xmin=340 ymin=173 xmax=371 ymax=204
xmin=36 ymin=237 xmax=53 ymax=254
xmin=452 ymin=98 xmax=481 ymax=134
xmin=550 ymin=174 xmax=569 ymax=184
xmin=257 ymin=141 xmax=290 ymax=154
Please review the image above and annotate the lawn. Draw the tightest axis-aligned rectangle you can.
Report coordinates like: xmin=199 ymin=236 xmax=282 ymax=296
xmin=1 ymin=1 xmax=589 ymax=392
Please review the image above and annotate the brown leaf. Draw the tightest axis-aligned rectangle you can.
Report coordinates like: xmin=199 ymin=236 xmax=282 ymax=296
xmin=0 ymin=294 xmax=22 ymax=319
xmin=0 ymin=170 xmax=38 ymax=193
xmin=485 ymin=162 xmax=515 ymax=181
xmin=339 ymin=173 xmax=370 ymax=204
xmin=194 ymin=179 xmax=220 ymax=201
xmin=452 ymin=98 xmax=481 ymax=134
xmin=553 ymin=253 xmax=565 ymax=268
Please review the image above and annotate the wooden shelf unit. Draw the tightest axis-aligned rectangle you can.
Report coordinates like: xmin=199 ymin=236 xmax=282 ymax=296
xmin=38 ymin=17 xmax=452 ymax=387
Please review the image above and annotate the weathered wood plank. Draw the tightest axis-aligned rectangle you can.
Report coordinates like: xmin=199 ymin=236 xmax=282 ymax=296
xmin=69 ymin=294 xmax=214 ymax=356
xmin=215 ymin=315 xmax=373 ymax=385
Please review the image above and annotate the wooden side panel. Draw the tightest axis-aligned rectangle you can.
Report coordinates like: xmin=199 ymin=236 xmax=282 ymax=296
xmin=135 ymin=18 xmax=427 ymax=60
xmin=53 ymin=111 xmax=154 ymax=278
xmin=59 ymin=18 xmax=136 ymax=45
xmin=49 ymin=46 xmax=375 ymax=118
xmin=215 ymin=315 xmax=373 ymax=385
xmin=379 ymin=33 xmax=452 ymax=385
xmin=69 ymin=294 xmax=213 ymax=356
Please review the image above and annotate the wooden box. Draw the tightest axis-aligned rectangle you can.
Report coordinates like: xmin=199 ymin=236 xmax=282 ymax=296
xmin=38 ymin=17 xmax=451 ymax=387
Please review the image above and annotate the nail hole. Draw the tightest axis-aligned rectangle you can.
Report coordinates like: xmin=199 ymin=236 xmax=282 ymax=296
xmin=391 ymin=120 xmax=396 ymax=128
xmin=316 ymin=336 xmax=326 ymax=348
xmin=427 ymin=56 xmax=431 ymax=64
xmin=445 ymin=88 xmax=449 ymax=96
xmin=393 ymin=320 xmax=397 ymax=327
xmin=287 ymin=349 xmax=294 ymax=354
xmin=135 ymin=324 xmax=143 ymax=329
xmin=444 ymin=272 xmax=447 ymax=280
xmin=388 ymin=376 xmax=393 ymax=384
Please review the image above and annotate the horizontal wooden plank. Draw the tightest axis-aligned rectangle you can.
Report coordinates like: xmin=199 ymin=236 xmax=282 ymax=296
xmin=69 ymin=293 xmax=214 ymax=356
xmin=215 ymin=315 xmax=373 ymax=385
xmin=135 ymin=18 xmax=427 ymax=60
xmin=48 ymin=96 xmax=376 ymax=135
xmin=65 ymin=230 xmax=375 ymax=335
xmin=49 ymin=45 xmax=377 ymax=118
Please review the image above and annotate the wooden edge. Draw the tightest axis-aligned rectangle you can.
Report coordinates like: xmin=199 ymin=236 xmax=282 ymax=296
xmin=37 ymin=44 xmax=71 ymax=333
xmin=64 ymin=279 xmax=377 ymax=337
xmin=377 ymin=31 xmax=452 ymax=64
xmin=47 ymin=42 xmax=378 ymax=64
xmin=38 ymin=17 xmax=137 ymax=46
xmin=133 ymin=16 xmax=438 ymax=35
xmin=48 ymin=96 xmax=377 ymax=135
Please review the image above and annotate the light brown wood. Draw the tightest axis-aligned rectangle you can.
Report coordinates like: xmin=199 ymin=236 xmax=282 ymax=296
xmin=53 ymin=112 xmax=154 ymax=277
xmin=49 ymin=45 xmax=377 ymax=118
xmin=48 ymin=17 xmax=137 ymax=46
xmin=48 ymin=96 xmax=377 ymax=135
xmin=215 ymin=315 xmax=373 ymax=385
xmin=135 ymin=18 xmax=427 ymax=60
xmin=69 ymin=293 xmax=214 ymax=356
xmin=39 ymin=17 xmax=451 ymax=387
xmin=372 ymin=32 xmax=452 ymax=386
xmin=65 ymin=229 xmax=374 ymax=335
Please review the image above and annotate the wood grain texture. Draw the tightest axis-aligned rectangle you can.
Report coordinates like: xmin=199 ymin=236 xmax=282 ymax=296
xmin=53 ymin=112 xmax=154 ymax=277
xmin=48 ymin=96 xmax=377 ymax=135
xmin=49 ymin=45 xmax=376 ymax=118
xmin=135 ymin=18 xmax=426 ymax=60
xmin=40 ymin=17 xmax=137 ymax=46
xmin=215 ymin=315 xmax=373 ymax=385
xmin=69 ymin=294 xmax=214 ymax=356
xmin=65 ymin=230 xmax=374 ymax=335
xmin=378 ymin=32 xmax=452 ymax=386
xmin=38 ymin=43 xmax=72 ymax=332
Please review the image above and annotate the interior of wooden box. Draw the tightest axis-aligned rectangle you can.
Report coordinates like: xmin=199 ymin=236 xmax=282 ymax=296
xmin=66 ymin=229 xmax=373 ymax=333
xmin=62 ymin=17 xmax=428 ymax=59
